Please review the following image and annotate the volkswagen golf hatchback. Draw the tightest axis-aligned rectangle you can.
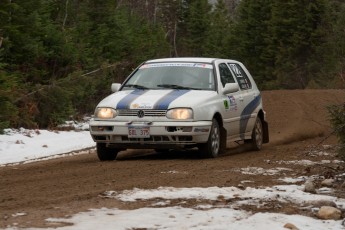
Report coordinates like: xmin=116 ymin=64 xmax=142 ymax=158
xmin=89 ymin=58 xmax=269 ymax=161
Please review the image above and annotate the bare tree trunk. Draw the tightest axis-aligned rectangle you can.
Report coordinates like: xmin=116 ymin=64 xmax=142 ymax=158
xmin=153 ymin=0 xmax=158 ymax=25
xmin=116 ymin=0 xmax=123 ymax=9
xmin=145 ymin=0 xmax=149 ymax=21
xmin=340 ymin=68 xmax=345 ymax=85
xmin=9 ymin=0 xmax=12 ymax=23
xmin=62 ymin=0 xmax=69 ymax=30
xmin=173 ymin=21 xmax=178 ymax=57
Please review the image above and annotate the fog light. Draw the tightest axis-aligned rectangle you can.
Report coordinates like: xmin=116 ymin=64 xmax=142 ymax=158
xmin=166 ymin=126 xmax=192 ymax=132
xmin=183 ymin=127 xmax=193 ymax=132
xmin=92 ymin=126 xmax=113 ymax=131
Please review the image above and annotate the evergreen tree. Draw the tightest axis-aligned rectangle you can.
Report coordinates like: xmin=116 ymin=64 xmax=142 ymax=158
xmin=233 ymin=0 xmax=273 ymax=88
xmin=184 ymin=0 xmax=212 ymax=56
xmin=1 ymin=0 xmax=345 ymax=129
xmin=269 ymin=0 xmax=328 ymax=89
xmin=318 ymin=1 xmax=345 ymax=88
xmin=204 ymin=0 xmax=233 ymax=58
xmin=0 ymin=0 xmax=64 ymax=127
xmin=234 ymin=0 xmax=330 ymax=89
xmin=0 ymin=0 xmax=172 ymax=128
xmin=156 ymin=0 xmax=183 ymax=57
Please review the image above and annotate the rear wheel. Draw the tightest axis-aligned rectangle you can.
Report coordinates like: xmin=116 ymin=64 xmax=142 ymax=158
xmin=96 ymin=143 xmax=119 ymax=161
xmin=249 ymin=117 xmax=263 ymax=151
xmin=198 ymin=118 xmax=221 ymax=158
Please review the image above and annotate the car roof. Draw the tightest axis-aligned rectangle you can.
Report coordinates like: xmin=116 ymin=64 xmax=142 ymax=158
xmin=145 ymin=57 xmax=240 ymax=64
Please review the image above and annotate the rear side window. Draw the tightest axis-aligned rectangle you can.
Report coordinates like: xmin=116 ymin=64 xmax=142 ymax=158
xmin=227 ymin=63 xmax=252 ymax=90
xmin=218 ymin=63 xmax=235 ymax=87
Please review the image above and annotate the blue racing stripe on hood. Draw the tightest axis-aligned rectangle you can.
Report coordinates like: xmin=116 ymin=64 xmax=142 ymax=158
xmin=240 ymin=94 xmax=261 ymax=139
xmin=116 ymin=90 xmax=147 ymax=109
xmin=153 ymin=90 xmax=190 ymax=110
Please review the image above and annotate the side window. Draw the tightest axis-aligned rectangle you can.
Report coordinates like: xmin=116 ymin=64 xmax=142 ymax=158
xmin=218 ymin=63 xmax=235 ymax=87
xmin=227 ymin=63 xmax=252 ymax=90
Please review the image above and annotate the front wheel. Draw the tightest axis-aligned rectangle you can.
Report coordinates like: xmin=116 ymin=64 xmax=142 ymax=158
xmin=96 ymin=143 xmax=119 ymax=161
xmin=249 ymin=117 xmax=263 ymax=151
xmin=198 ymin=118 xmax=221 ymax=158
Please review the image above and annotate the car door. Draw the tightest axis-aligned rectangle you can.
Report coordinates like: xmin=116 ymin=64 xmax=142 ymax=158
xmin=227 ymin=63 xmax=259 ymax=139
xmin=216 ymin=62 xmax=243 ymax=137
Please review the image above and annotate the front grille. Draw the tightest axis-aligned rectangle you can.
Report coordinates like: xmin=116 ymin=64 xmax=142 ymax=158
xmin=121 ymin=135 xmax=192 ymax=142
xmin=122 ymin=135 xmax=170 ymax=142
xmin=93 ymin=135 xmax=107 ymax=141
xmin=118 ymin=109 xmax=166 ymax=117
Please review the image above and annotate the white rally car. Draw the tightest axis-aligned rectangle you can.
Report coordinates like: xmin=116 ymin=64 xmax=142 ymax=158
xmin=89 ymin=58 xmax=269 ymax=161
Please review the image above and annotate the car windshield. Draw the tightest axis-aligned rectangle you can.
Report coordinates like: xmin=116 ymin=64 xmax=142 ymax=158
xmin=122 ymin=62 xmax=216 ymax=91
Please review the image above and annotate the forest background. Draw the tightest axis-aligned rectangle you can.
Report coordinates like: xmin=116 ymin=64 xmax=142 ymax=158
xmin=0 ymin=0 xmax=345 ymax=130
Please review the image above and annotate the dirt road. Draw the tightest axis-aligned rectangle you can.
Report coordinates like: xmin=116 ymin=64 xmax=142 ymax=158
xmin=1 ymin=89 xmax=345 ymax=228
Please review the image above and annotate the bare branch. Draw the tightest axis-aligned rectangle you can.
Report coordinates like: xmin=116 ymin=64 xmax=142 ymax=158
xmin=14 ymin=63 xmax=120 ymax=103
xmin=173 ymin=21 xmax=178 ymax=57
xmin=62 ymin=0 xmax=69 ymax=30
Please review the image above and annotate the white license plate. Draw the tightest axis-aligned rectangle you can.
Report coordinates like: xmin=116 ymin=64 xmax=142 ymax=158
xmin=128 ymin=126 xmax=150 ymax=138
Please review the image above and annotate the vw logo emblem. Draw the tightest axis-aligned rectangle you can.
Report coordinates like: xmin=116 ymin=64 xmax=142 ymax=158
xmin=137 ymin=110 xmax=145 ymax=118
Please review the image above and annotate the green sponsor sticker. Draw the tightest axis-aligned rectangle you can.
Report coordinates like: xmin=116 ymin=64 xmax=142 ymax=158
xmin=224 ymin=100 xmax=229 ymax=109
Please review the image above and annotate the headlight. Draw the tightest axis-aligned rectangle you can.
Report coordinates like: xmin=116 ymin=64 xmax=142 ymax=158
xmin=95 ymin=108 xmax=117 ymax=119
xmin=166 ymin=108 xmax=193 ymax=120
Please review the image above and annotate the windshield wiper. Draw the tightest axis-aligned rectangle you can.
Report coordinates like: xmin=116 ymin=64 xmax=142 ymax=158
xmin=124 ymin=84 xmax=149 ymax=89
xmin=157 ymin=84 xmax=199 ymax=90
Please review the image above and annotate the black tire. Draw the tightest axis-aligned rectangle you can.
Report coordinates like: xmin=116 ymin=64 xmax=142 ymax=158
xmin=96 ymin=143 xmax=119 ymax=161
xmin=198 ymin=118 xmax=221 ymax=158
xmin=249 ymin=117 xmax=263 ymax=151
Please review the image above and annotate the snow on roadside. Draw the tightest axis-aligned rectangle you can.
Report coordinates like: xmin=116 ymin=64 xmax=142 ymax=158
xmin=266 ymin=159 xmax=344 ymax=166
xmin=0 ymin=127 xmax=95 ymax=166
xmin=42 ymin=206 xmax=343 ymax=230
xmin=23 ymin=185 xmax=345 ymax=230
xmin=232 ymin=166 xmax=292 ymax=175
xmin=101 ymin=186 xmax=345 ymax=209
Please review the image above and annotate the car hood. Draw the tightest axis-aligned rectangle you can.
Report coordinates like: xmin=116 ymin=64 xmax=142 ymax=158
xmin=97 ymin=89 xmax=218 ymax=110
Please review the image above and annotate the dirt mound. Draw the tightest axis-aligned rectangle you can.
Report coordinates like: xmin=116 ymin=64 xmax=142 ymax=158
xmin=262 ymin=89 xmax=345 ymax=145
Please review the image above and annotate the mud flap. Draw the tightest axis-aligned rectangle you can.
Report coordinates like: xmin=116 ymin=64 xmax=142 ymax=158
xmin=262 ymin=120 xmax=269 ymax=143
xmin=220 ymin=126 xmax=227 ymax=152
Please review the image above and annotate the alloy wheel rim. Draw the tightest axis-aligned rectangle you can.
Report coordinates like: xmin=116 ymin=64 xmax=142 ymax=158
xmin=255 ymin=120 xmax=263 ymax=147
xmin=211 ymin=124 xmax=220 ymax=155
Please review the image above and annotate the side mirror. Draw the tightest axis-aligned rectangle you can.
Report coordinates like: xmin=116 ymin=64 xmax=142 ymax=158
xmin=111 ymin=83 xmax=121 ymax=92
xmin=223 ymin=83 xmax=239 ymax=94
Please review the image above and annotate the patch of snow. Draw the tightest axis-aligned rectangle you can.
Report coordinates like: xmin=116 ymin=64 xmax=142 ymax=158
xmin=277 ymin=176 xmax=308 ymax=183
xmin=11 ymin=212 xmax=27 ymax=217
xmin=233 ymin=167 xmax=292 ymax=175
xmin=241 ymin=180 xmax=254 ymax=184
xmin=0 ymin=128 xmax=95 ymax=166
xmin=317 ymin=187 xmax=334 ymax=194
xmin=277 ymin=175 xmax=323 ymax=183
xmin=40 ymin=205 xmax=345 ymax=230
xmin=273 ymin=160 xmax=344 ymax=166
xmin=160 ymin=170 xmax=188 ymax=174
xmin=104 ymin=186 xmax=345 ymax=209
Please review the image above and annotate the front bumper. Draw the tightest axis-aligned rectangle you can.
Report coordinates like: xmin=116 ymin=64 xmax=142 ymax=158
xmin=89 ymin=120 xmax=212 ymax=149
